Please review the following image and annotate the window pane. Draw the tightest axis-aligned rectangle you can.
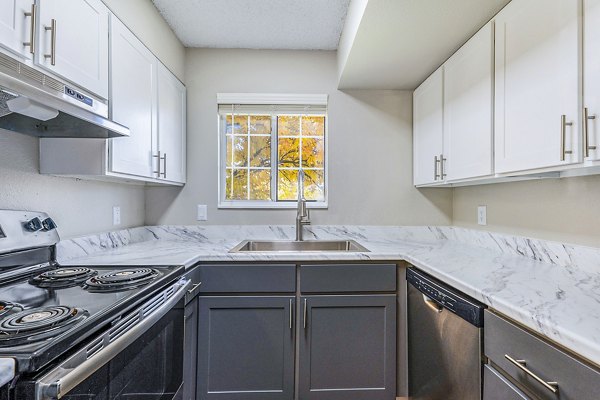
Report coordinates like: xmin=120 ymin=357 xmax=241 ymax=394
xmin=250 ymin=136 xmax=271 ymax=168
xmin=302 ymin=116 xmax=325 ymax=136
xmin=226 ymin=169 xmax=248 ymax=200
xmin=250 ymin=115 xmax=271 ymax=134
xmin=278 ymin=169 xmax=298 ymax=201
xmin=301 ymin=138 xmax=324 ymax=168
xmin=278 ymin=138 xmax=299 ymax=168
xmin=234 ymin=115 xmax=248 ymax=135
xmin=225 ymin=115 xmax=234 ymax=134
xmin=230 ymin=136 xmax=248 ymax=167
xmin=303 ymin=170 xmax=325 ymax=201
xmin=278 ymin=116 xmax=300 ymax=136
xmin=249 ymin=170 xmax=271 ymax=200
xmin=225 ymin=136 xmax=232 ymax=167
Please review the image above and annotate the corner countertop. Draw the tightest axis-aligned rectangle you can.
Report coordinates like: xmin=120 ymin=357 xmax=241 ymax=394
xmin=57 ymin=225 xmax=600 ymax=369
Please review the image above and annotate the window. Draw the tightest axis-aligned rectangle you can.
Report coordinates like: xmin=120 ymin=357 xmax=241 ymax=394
xmin=218 ymin=94 xmax=327 ymax=208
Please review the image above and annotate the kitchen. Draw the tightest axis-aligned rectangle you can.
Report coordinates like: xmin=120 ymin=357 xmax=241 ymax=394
xmin=0 ymin=0 xmax=599 ymax=399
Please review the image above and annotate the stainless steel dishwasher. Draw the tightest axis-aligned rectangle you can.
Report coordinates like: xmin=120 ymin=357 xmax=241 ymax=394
xmin=407 ymin=267 xmax=485 ymax=400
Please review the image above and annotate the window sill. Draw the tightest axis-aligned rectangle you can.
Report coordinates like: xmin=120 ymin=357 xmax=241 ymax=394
xmin=218 ymin=201 xmax=328 ymax=210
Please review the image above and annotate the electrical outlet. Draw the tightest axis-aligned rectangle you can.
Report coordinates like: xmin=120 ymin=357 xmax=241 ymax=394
xmin=197 ymin=205 xmax=208 ymax=221
xmin=477 ymin=206 xmax=487 ymax=226
xmin=113 ymin=206 xmax=121 ymax=225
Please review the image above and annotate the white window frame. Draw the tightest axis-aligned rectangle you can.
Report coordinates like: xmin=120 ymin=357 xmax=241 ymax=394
xmin=217 ymin=93 xmax=329 ymax=209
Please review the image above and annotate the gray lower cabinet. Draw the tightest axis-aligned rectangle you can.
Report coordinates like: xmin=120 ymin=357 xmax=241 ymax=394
xmin=183 ymin=299 xmax=199 ymax=400
xmin=483 ymin=365 xmax=530 ymax=400
xmin=299 ymin=295 xmax=397 ymax=400
xmin=197 ymin=296 xmax=295 ymax=400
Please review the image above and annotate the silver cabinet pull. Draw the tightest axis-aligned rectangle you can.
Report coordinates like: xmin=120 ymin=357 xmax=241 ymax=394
xmin=560 ymin=115 xmax=573 ymax=161
xmin=584 ymin=107 xmax=597 ymax=158
xmin=153 ymin=151 xmax=162 ymax=177
xmin=187 ymin=282 xmax=201 ymax=294
xmin=440 ymin=154 xmax=447 ymax=179
xmin=44 ymin=19 xmax=57 ymax=66
xmin=303 ymin=299 xmax=307 ymax=329
xmin=162 ymin=152 xmax=167 ymax=178
xmin=434 ymin=156 xmax=440 ymax=180
xmin=504 ymin=354 xmax=559 ymax=394
xmin=289 ymin=299 xmax=293 ymax=330
xmin=23 ymin=3 xmax=36 ymax=54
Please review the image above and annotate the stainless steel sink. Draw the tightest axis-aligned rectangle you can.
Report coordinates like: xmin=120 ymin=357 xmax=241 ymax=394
xmin=229 ymin=240 xmax=370 ymax=253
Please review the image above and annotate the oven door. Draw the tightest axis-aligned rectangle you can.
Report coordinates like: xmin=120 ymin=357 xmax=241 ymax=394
xmin=31 ymin=278 xmax=191 ymax=400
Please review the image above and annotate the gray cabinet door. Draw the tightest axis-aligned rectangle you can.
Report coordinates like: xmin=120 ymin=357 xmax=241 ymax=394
xmin=299 ymin=295 xmax=396 ymax=400
xmin=483 ymin=365 xmax=530 ymax=400
xmin=183 ymin=299 xmax=198 ymax=400
xmin=197 ymin=296 xmax=295 ymax=400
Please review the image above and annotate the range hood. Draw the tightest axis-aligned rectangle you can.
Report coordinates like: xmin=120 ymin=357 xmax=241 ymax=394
xmin=0 ymin=52 xmax=128 ymax=138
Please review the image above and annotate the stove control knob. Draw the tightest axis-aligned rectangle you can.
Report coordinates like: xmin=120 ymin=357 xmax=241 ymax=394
xmin=41 ymin=218 xmax=57 ymax=231
xmin=24 ymin=217 xmax=43 ymax=232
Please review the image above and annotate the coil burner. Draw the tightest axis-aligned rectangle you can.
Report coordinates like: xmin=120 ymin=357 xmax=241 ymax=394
xmin=0 ymin=306 xmax=88 ymax=346
xmin=30 ymin=267 xmax=97 ymax=288
xmin=84 ymin=268 xmax=159 ymax=292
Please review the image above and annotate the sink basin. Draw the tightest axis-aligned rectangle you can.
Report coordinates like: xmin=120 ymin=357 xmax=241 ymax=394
xmin=229 ymin=240 xmax=370 ymax=253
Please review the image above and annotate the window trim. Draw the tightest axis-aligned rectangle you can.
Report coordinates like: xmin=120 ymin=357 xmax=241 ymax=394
xmin=217 ymin=94 xmax=328 ymax=210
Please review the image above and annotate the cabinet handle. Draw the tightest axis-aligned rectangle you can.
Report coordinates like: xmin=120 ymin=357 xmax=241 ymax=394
xmin=23 ymin=4 xmax=36 ymax=54
xmin=44 ymin=19 xmax=57 ymax=66
xmin=162 ymin=153 xmax=167 ymax=178
xmin=584 ymin=107 xmax=597 ymax=158
xmin=560 ymin=115 xmax=573 ymax=161
xmin=187 ymin=282 xmax=201 ymax=294
xmin=434 ymin=156 xmax=440 ymax=180
xmin=153 ymin=151 xmax=161 ymax=177
xmin=289 ymin=299 xmax=293 ymax=330
xmin=303 ymin=299 xmax=307 ymax=329
xmin=440 ymin=154 xmax=447 ymax=179
xmin=504 ymin=354 xmax=559 ymax=394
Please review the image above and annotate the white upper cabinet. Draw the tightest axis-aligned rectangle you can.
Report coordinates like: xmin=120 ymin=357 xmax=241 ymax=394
xmin=584 ymin=0 xmax=600 ymax=161
xmin=109 ymin=15 xmax=158 ymax=179
xmin=494 ymin=0 xmax=580 ymax=174
xmin=443 ymin=22 xmax=494 ymax=181
xmin=35 ymin=0 xmax=109 ymax=99
xmin=414 ymin=67 xmax=444 ymax=186
xmin=157 ymin=63 xmax=187 ymax=184
xmin=0 ymin=0 xmax=35 ymax=60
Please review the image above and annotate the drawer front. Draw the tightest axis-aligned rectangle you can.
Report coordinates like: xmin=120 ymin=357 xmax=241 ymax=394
xmin=484 ymin=365 xmax=530 ymax=400
xmin=300 ymin=264 xmax=396 ymax=293
xmin=484 ymin=310 xmax=600 ymax=400
xmin=197 ymin=264 xmax=296 ymax=293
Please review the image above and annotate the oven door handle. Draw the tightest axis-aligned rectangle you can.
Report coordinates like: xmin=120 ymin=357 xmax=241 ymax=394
xmin=35 ymin=278 xmax=191 ymax=400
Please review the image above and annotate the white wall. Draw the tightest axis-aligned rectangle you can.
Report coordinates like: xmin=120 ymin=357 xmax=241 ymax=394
xmin=0 ymin=132 xmax=145 ymax=238
xmin=145 ymin=48 xmax=453 ymax=226
xmin=453 ymin=175 xmax=600 ymax=247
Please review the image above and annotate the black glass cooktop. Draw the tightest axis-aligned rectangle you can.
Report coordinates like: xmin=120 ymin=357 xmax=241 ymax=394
xmin=0 ymin=264 xmax=184 ymax=373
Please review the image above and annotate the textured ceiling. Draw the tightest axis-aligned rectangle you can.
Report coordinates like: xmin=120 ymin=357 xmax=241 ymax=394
xmin=151 ymin=0 xmax=351 ymax=50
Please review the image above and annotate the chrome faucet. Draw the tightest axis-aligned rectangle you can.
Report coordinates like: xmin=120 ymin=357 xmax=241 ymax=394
xmin=296 ymin=170 xmax=311 ymax=241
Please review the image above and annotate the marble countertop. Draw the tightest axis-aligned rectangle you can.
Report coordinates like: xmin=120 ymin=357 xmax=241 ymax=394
xmin=57 ymin=225 xmax=600 ymax=368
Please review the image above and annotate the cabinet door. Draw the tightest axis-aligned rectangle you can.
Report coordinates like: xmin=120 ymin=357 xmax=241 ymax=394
xmin=157 ymin=63 xmax=186 ymax=183
xmin=444 ymin=22 xmax=494 ymax=181
xmin=197 ymin=297 xmax=295 ymax=400
xmin=414 ymin=67 xmax=444 ymax=185
xmin=584 ymin=0 xmax=600 ymax=161
xmin=108 ymin=16 xmax=158 ymax=178
xmin=183 ymin=300 xmax=198 ymax=400
xmin=494 ymin=0 xmax=580 ymax=173
xmin=36 ymin=0 xmax=109 ymax=98
xmin=299 ymin=295 xmax=396 ymax=400
xmin=0 ymin=0 xmax=34 ymax=60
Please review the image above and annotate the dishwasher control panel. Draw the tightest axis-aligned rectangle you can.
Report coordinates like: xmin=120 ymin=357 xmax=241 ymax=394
xmin=406 ymin=267 xmax=485 ymax=327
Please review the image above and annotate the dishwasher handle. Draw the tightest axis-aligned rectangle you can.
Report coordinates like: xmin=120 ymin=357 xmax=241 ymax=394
xmin=422 ymin=294 xmax=443 ymax=313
